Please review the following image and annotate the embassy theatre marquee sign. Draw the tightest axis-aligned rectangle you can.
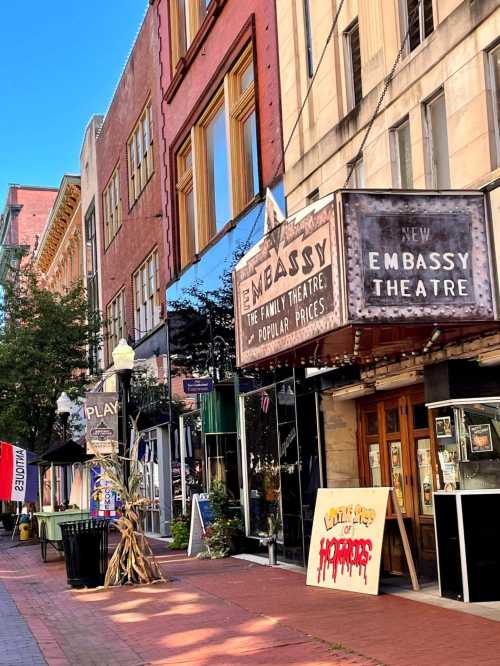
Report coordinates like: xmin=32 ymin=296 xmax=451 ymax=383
xmin=233 ymin=190 xmax=496 ymax=367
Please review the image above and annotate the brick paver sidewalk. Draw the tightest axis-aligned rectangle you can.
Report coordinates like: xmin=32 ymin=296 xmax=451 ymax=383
xmin=1 ymin=532 xmax=500 ymax=666
xmin=0 ymin=578 xmax=46 ymax=665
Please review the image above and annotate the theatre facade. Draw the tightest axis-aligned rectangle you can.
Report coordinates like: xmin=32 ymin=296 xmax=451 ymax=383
xmin=233 ymin=188 xmax=500 ymax=574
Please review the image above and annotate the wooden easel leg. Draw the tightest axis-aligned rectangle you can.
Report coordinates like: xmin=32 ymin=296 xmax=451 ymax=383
xmin=391 ymin=488 xmax=420 ymax=592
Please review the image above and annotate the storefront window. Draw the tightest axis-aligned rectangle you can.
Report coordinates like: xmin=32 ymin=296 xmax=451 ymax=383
xmin=416 ymin=437 xmax=433 ymax=515
xmin=368 ymin=443 xmax=382 ymax=486
xmin=433 ymin=407 xmax=460 ymax=491
xmin=243 ymin=387 xmax=282 ymax=540
xmin=389 ymin=441 xmax=405 ymax=511
xmin=277 ymin=379 xmax=303 ymax=563
xmin=365 ymin=410 xmax=378 ymax=437
xmin=386 ymin=407 xmax=399 ymax=434
xmin=140 ymin=429 xmax=160 ymax=534
xmin=206 ymin=433 xmax=239 ymax=502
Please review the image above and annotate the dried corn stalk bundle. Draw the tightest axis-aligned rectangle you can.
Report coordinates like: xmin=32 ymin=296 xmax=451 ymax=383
xmin=90 ymin=415 xmax=165 ymax=587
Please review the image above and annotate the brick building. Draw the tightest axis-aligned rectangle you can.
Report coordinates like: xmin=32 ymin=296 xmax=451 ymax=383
xmin=94 ymin=4 xmax=171 ymax=537
xmin=33 ymin=175 xmax=82 ymax=294
xmin=156 ymin=0 xmax=284 ymax=518
xmin=96 ymin=5 xmax=166 ymax=372
xmin=0 ymin=185 xmax=58 ymax=284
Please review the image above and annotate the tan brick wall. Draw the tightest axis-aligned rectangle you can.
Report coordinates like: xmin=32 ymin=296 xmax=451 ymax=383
xmin=277 ymin=0 xmax=500 ymax=213
xmin=320 ymin=395 xmax=359 ymax=488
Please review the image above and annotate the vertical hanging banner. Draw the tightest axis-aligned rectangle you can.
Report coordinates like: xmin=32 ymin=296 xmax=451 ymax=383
xmin=90 ymin=465 xmax=121 ymax=518
xmin=0 ymin=441 xmax=38 ymax=502
xmin=306 ymin=487 xmax=390 ymax=595
xmin=84 ymin=393 xmax=119 ymax=455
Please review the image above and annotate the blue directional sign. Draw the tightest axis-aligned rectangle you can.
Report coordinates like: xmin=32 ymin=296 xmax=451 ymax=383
xmin=183 ymin=377 xmax=214 ymax=394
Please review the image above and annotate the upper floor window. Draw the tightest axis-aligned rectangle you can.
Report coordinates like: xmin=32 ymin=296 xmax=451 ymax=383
xmin=85 ymin=202 xmax=99 ymax=374
xmin=303 ymin=0 xmax=314 ymax=78
xmin=306 ymin=188 xmax=320 ymax=205
xmin=344 ymin=19 xmax=362 ymax=111
xmin=403 ymin=0 xmax=433 ymax=53
xmin=133 ymin=248 xmax=160 ymax=340
xmin=424 ymin=90 xmax=450 ymax=189
xmin=106 ymin=289 xmax=125 ymax=363
xmin=390 ymin=118 xmax=413 ymax=188
xmin=347 ymin=155 xmax=365 ymax=188
xmin=128 ymin=101 xmax=154 ymax=207
xmin=489 ymin=43 xmax=500 ymax=167
xmin=103 ymin=168 xmax=121 ymax=248
xmin=170 ymin=0 xmax=209 ymax=66
xmin=175 ymin=44 xmax=259 ymax=270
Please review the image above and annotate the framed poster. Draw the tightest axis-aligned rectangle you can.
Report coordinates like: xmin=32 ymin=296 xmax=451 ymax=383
xmin=469 ymin=424 xmax=493 ymax=453
xmin=435 ymin=416 xmax=453 ymax=439
xmin=306 ymin=487 xmax=390 ymax=595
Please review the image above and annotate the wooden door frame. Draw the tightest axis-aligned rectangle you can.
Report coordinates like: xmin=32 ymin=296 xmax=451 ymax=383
xmin=357 ymin=384 xmax=437 ymax=572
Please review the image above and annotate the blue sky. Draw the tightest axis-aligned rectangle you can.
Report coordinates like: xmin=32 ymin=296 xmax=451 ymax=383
xmin=0 ymin=1 xmax=148 ymax=205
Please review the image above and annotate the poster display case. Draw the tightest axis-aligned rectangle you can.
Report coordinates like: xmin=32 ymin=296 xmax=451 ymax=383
xmin=427 ymin=398 xmax=500 ymax=491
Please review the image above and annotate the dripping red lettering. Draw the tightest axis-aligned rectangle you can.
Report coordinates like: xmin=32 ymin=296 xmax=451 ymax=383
xmin=317 ymin=537 xmax=373 ymax=585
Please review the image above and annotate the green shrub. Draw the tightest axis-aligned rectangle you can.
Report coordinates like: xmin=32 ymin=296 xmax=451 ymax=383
xmin=169 ymin=515 xmax=190 ymax=550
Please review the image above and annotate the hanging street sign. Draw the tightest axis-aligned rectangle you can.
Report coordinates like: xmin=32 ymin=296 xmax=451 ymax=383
xmin=183 ymin=377 xmax=214 ymax=394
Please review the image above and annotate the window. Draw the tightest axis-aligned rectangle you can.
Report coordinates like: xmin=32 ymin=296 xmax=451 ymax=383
xmin=489 ymin=44 xmax=500 ymax=166
xmin=103 ymin=168 xmax=121 ymax=247
xmin=303 ymin=0 xmax=314 ymax=78
xmin=106 ymin=289 xmax=125 ymax=362
xmin=85 ymin=202 xmax=99 ymax=374
xmin=133 ymin=249 xmax=160 ymax=340
xmin=307 ymin=188 xmax=319 ymax=205
xmin=391 ymin=118 xmax=413 ymax=188
xmin=344 ymin=19 xmax=362 ymax=111
xmin=128 ymin=101 xmax=154 ymax=207
xmin=403 ymin=0 xmax=433 ymax=53
xmin=202 ymin=94 xmax=231 ymax=236
xmin=425 ymin=91 xmax=450 ymax=188
xmin=347 ymin=155 xmax=365 ymax=188
xmin=170 ymin=0 xmax=208 ymax=65
xmin=176 ymin=44 xmax=259 ymax=268
xmin=176 ymin=140 xmax=196 ymax=268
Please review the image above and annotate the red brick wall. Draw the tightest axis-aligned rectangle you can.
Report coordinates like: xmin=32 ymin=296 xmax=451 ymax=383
xmin=6 ymin=186 xmax=58 ymax=263
xmin=156 ymin=0 xmax=284 ymax=283
xmin=96 ymin=5 xmax=166 ymax=363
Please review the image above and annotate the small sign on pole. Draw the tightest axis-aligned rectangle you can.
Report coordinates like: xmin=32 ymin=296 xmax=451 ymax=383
xmin=84 ymin=393 xmax=119 ymax=455
xmin=187 ymin=493 xmax=214 ymax=557
xmin=183 ymin=378 xmax=214 ymax=394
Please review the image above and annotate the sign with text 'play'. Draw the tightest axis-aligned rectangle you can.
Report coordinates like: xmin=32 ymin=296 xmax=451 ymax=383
xmin=84 ymin=392 xmax=119 ymax=455
xmin=306 ymin=487 xmax=390 ymax=596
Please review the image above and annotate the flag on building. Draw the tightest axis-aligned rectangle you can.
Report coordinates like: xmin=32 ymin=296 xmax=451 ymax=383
xmin=260 ymin=391 xmax=271 ymax=414
xmin=0 ymin=441 xmax=38 ymax=503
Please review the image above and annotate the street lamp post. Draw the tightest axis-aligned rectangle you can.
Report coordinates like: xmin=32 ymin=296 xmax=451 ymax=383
xmin=56 ymin=391 xmax=72 ymax=509
xmin=112 ymin=338 xmax=135 ymax=483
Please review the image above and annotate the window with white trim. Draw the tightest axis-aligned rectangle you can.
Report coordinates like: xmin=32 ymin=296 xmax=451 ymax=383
xmin=133 ymin=249 xmax=160 ymax=340
xmin=344 ymin=19 xmax=362 ymax=111
xmin=390 ymin=118 xmax=413 ymax=188
xmin=103 ymin=168 xmax=121 ymax=247
xmin=402 ymin=0 xmax=433 ymax=53
xmin=128 ymin=100 xmax=154 ymax=207
xmin=424 ymin=90 xmax=450 ymax=189
xmin=106 ymin=289 xmax=125 ymax=362
xmin=489 ymin=44 xmax=500 ymax=167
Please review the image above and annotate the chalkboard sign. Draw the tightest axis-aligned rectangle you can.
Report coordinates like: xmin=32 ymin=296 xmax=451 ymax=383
xmin=197 ymin=494 xmax=214 ymax=529
xmin=187 ymin=494 xmax=214 ymax=557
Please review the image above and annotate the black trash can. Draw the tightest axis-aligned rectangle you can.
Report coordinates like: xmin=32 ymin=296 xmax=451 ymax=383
xmin=60 ymin=519 xmax=109 ymax=588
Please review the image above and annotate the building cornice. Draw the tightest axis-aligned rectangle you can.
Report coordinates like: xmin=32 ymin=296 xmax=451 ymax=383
xmin=35 ymin=175 xmax=81 ymax=274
